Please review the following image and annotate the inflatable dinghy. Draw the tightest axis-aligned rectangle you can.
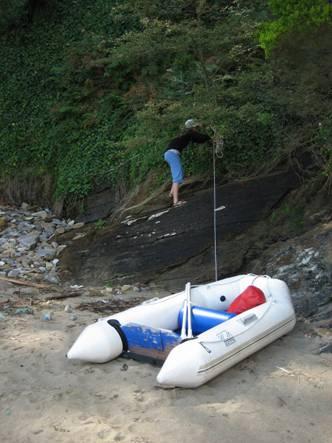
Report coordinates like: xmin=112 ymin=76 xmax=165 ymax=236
xmin=67 ymin=274 xmax=296 ymax=388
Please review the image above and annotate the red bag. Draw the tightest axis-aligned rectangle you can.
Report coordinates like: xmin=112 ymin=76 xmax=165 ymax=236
xmin=227 ymin=285 xmax=266 ymax=315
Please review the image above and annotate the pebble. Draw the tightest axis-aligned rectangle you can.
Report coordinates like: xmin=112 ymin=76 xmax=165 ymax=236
xmin=56 ymin=245 xmax=67 ymax=256
xmin=44 ymin=273 xmax=60 ymax=284
xmin=103 ymin=287 xmax=114 ymax=293
xmin=31 ymin=210 xmax=48 ymax=219
xmin=14 ymin=307 xmax=34 ymax=315
xmin=41 ymin=311 xmax=54 ymax=321
xmin=72 ymin=222 xmax=85 ymax=229
xmin=121 ymin=284 xmax=132 ymax=292
xmin=8 ymin=269 xmax=21 ymax=278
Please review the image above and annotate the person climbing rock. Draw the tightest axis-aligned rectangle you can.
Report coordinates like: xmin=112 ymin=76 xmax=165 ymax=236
xmin=164 ymin=119 xmax=211 ymax=207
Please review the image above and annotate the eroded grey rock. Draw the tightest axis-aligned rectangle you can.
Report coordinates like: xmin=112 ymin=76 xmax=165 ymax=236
xmin=31 ymin=210 xmax=49 ymax=219
xmin=44 ymin=272 xmax=60 ymax=284
xmin=8 ymin=269 xmax=22 ymax=278
xmin=19 ymin=232 xmax=40 ymax=249
xmin=36 ymin=246 xmax=56 ymax=260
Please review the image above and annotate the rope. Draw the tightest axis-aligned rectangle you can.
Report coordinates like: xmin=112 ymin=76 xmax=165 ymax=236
xmin=214 ymin=135 xmax=224 ymax=159
xmin=213 ymin=140 xmax=218 ymax=281
xmin=210 ymin=127 xmax=225 ymax=281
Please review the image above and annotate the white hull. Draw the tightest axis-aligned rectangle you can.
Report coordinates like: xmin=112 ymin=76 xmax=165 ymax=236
xmin=67 ymin=274 xmax=296 ymax=388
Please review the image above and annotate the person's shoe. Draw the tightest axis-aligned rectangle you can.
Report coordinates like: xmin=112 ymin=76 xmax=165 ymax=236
xmin=173 ymin=200 xmax=187 ymax=207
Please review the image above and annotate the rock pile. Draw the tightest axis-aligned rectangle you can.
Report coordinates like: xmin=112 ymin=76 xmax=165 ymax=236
xmin=251 ymin=220 xmax=332 ymax=320
xmin=270 ymin=245 xmax=331 ymax=318
xmin=0 ymin=204 xmax=84 ymax=284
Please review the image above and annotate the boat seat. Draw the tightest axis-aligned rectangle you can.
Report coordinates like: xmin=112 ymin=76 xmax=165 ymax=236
xmin=121 ymin=323 xmax=181 ymax=361
xmin=178 ymin=305 xmax=236 ymax=335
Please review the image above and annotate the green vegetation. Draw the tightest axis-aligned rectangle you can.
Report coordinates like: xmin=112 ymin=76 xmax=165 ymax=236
xmin=271 ymin=202 xmax=305 ymax=236
xmin=94 ymin=219 xmax=106 ymax=230
xmin=259 ymin=0 xmax=332 ymax=54
xmin=0 ymin=0 xmax=331 ymax=205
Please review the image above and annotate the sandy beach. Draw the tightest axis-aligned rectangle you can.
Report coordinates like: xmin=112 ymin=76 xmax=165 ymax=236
xmin=0 ymin=284 xmax=331 ymax=443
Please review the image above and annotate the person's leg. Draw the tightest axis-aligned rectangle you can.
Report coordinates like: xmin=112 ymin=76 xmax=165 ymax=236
xmin=168 ymin=183 xmax=177 ymax=200
xmin=164 ymin=151 xmax=184 ymax=206
xmin=172 ymin=183 xmax=179 ymax=205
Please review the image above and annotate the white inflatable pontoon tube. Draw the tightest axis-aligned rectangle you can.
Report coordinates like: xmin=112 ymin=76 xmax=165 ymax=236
xmin=67 ymin=320 xmax=123 ymax=363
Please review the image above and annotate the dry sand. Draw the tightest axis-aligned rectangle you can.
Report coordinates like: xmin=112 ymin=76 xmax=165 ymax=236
xmin=0 ymin=288 xmax=331 ymax=443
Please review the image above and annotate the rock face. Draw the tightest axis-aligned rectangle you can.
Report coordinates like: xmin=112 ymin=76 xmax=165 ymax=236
xmin=1 ymin=170 xmax=331 ymax=321
xmin=76 ymin=186 xmax=118 ymax=223
xmin=0 ymin=174 xmax=55 ymax=210
xmin=60 ymin=169 xmax=300 ymax=287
